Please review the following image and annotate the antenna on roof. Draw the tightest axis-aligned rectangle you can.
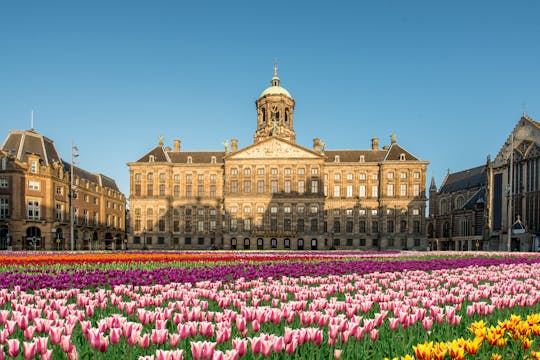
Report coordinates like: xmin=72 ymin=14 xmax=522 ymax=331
xmin=522 ymin=101 xmax=527 ymax=116
xmin=30 ymin=110 xmax=34 ymax=131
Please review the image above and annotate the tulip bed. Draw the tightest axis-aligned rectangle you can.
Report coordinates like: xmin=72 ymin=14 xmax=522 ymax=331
xmin=1 ymin=251 xmax=540 ymax=359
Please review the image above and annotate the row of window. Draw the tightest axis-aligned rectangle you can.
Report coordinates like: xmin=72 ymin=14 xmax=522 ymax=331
xmin=134 ymin=182 xmax=422 ymax=198
xmin=135 ymin=170 xmax=423 ymax=182
xmin=133 ymin=205 xmax=422 ymax=218
xmin=135 ymin=217 xmax=422 ymax=234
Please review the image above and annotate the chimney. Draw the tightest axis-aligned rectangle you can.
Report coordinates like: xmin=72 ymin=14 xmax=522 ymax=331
xmin=313 ymin=138 xmax=320 ymax=151
xmin=231 ymin=138 xmax=238 ymax=152
xmin=371 ymin=137 xmax=379 ymax=150
xmin=391 ymin=133 xmax=397 ymax=145
xmin=173 ymin=139 xmax=181 ymax=152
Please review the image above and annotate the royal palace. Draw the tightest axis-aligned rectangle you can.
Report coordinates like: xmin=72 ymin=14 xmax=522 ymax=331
xmin=128 ymin=68 xmax=429 ymax=250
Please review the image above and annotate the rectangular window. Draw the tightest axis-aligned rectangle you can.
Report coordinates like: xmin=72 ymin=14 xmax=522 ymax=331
xmin=27 ymin=200 xmax=40 ymax=220
xmin=83 ymin=210 xmax=88 ymax=225
xmin=413 ymin=221 xmax=421 ymax=233
xmin=173 ymin=220 xmax=180 ymax=232
xmin=157 ymin=237 xmax=165 ymax=245
xmin=210 ymin=174 xmax=216 ymax=182
xmin=31 ymin=161 xmax=37 ymax=174
xmin=257 ymin=206 xmax=264 ymax=214
xmin=271 ymin=180 xmax=278 ymax=193
xmin=387 ymin=220 xmax=394 ymax=233
xmin=158 ymin=219 xmax=165 ymax=232
xmin=159 ymin=184 xmax=165 ymax=196
xmin=311 ymin=180 xmax=318 ymax=193
xmin=173 ymin=174 xmax=180 ymax=181
xmin=334 ymin=173 xmax=341 ymax=181
xmin=185 ymin=237 xmax=192 ymax=245
xmin=244 ymin=219 xmax=251 ymax=231
xmin=257 ymin=180 xmax=264 ymax=193
xmin=297 ymin=219 xmax=304 ymax=232
xmin=159 ymin=173 xmax=166 ymax=182
xmin=311 ymin=168 xmax=318 ymax=175
xmin=210 ymin=220 xmax=216 ymax=230
xmin=297 ymin=206 xmax=304 ymax=214
xmin=372 ymin=185 xmax=378 ymax=197
xmin=230 ymin=168 xmax=238 ymax=175
xmin=271 ymin=168 xmax=278 ymax=175
xmin=346 ymin=185 xmax=353 ymax=198
xmin=147 ymin=184 xmax=153 ymax=196
xmin=387 ymin=172 xmax=394 ymax=179
xmin=413 ymin=208 xmax=420 ymax=216
xmin=56 ymin=186 xmax=62 ymax=195
xmin=28 ymin=180 xmax=40 ymax=191
xmin=231 ymin=181 xmax=238 ymax=193
xmin=359 ymin=221 xmax=366 ymax=233
xmin=174 ymin=185 xmax=180 ymax=197
xmin=198 ymin=174 xmax=204 ymax=182
xmin=284 ymin=180 xmax=291 ymax=193
xmin=198 ymin=220 xmax=204 ymax=232
xmin=359 ymin=185 xmax=366 ymax=197
xmin=372 ymin=221 xmax=379 ymax=233
xmin=413 ymin=172 xmax=420 ymax=179
xmin=284 ymin=218 xmax=291 ymax=231
xmin=186 ymin=185 xmax=192 ymax=197
xmin=0 ymin=198 xmax=9 ymax=219
xmin=400 ymin=184 xmax=407 ymax=196
xmin=210 ymin=185 xmax=216 ymax=197
xmin=284 ymin=206 xmax=291 ymax=213
xmin=400 ymin=172 xmax=407 ymax=179
xmin=284 ymin=168 xmax=291 ymax=175
xmin=186 ymin=174 xmax=192 ymax=182
xmin=0 ymin=178 xmax=8 ymax=188
xmin=270 ymin=206 xmax=278 ymax=214
xmin=257 ymin=168 xmax=264 ymax=175
xmin=333 ymin=185 xmax=340 ymax=197
xmin=387 ymin=184 xmax=394 ymax=196
xmin=359 ymin=173 xmax=366 ymax=180
xmin=244 ymin=180 xmax=251 ymax=193
xmin=310 ymin=205 xmax=318 ymax=214
xmin=93 ymin=212 xmax=98 ymax=226
xmin=372 ymin=173 xmax=378 ymax=180
xmin=198 ymin=184 xmax=204 ymax=196
xmin=298 ymin=168 xmax=305 ymax=175
xmin=413 ymin=184 xmax=420 ymax=196
xmin=346 ymin=221 xmax=353 ymax=233
xmin=311 ymin=219 xmax=318 ymax=232
xmin=292 ymin=181 xmax=302 ymax=195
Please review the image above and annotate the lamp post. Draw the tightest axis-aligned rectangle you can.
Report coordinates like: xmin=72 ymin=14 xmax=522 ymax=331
xmin=70 ymin=142 xmax=79 ymax=251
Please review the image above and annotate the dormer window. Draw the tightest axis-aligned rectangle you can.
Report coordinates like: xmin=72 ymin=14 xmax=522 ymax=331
xmin=187 ymin=156 xmax=192 ymax=164
xmin=399 ymin=153 xmax=406 ymax=161
xmin=211 ymin=156 xmax=216 ymax=164
xmin=334 ymin=155 xmax=340 ymax=163
xmin=359 ymin=155 xmax=365 ymax=163
xmin=149 ymin=155 xmax=155 ymax=163
xmin=30 ymin=160 xmax=37 ymax=174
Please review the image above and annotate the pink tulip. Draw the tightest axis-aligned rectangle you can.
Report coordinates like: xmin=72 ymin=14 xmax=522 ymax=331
xmin=49 ymin=326 xmax=63 ymax=345
xmin=370 ymin=329 xmax=379 ymax=341
xmin=388 ymin=317 xmax=400 ymax=330
xmin=251 ymin=319 xmax=260 ymax=333
xmin=422 ymin=317 xmax=433 ymax=330
xmin=41 ymin=349 xmax=53 ymax=360
xmin=334 ymin=349 xmax=343 ymax=359
xmin=7 ymin=339 xmax=19 ymax=358
xmin=5 ymin=321 xmax=16 ymax=335
xmin=109 ymin=328 xmax=121 ymax=345
xmin=169 ymin=333 xmax=181 ymax=347
xmin=0 ymin=345 xmax=3 ymax=360
xmin=60 ymin=335 xmax=74 ymax=353
xmin=35 ymin=337 xmax=48 ymax=355
xmin=151 ymin=329 xmax=168 ymax=345
xmin=232 ymin=338 xmax=247 ymax=357
xmin=67 ymin=347 xmax=79 ymax=360
xmin=22 ymin=341 xmax=36 ymax=360
xmin=138 ymin=334 xmax=150 ymax=349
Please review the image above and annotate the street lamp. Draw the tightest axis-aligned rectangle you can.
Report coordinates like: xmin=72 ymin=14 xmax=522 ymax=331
xmin=70 ymin=142 xmax=79 ymax=251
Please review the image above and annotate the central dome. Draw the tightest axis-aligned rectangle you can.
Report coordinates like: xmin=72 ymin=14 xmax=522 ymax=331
xmin=259 ymin=67 xmax=292 ymax=98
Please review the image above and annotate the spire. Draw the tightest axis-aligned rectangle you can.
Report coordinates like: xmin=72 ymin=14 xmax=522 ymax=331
xmin=271 ymin=59 xmax=280 ymax=87
xmin=430 ymin=176 xmax=437 ymax=192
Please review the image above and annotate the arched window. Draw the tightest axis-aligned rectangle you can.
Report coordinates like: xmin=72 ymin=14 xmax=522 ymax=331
xmin=231 ymin=238 xmax=237 ymax=250
xmin=440 ymin=199 xmax=448 ymax=214
xmin=149 ymin=155 xmax=155 ymax=163
xmin=243 ymin=238 xmax=250 ymax=249
xmin=270 ymin=238 xmax=277 ymax=248
xmin=257 ymin=238 xmax=263 ymax=250
xmin=455 ymin=196 xmax=465 ymax=209
xmin=297 ymin=238 xmax=304 ymax=250
xmin=284 ymin=238 xmax=290 ymax=249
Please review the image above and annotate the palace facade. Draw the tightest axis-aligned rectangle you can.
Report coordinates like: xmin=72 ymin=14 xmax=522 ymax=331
xmin=128 ymin=68 xmax=429 ymax=250
xmin=0 ymin=129 xmax=126 ymax=250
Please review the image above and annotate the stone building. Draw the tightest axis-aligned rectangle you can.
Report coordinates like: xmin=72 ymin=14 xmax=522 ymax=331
xmin=0 ymin=129 xmax=126 ymax=250
xmin=491 ymin=114 xmax=540 ymax=251
xmin=128 ymin=67 xmax=429 ymax=250
xmin=428 ymin=114 xmax=540 ymax=251
xmin=427 ymin=164 xmax=489 ymax=251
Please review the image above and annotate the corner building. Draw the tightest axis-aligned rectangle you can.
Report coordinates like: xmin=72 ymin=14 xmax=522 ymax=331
xmin=128 ymin=68 xmax=429 ymax=250
xmin=0 ymin=129 xmax=126 ymax=250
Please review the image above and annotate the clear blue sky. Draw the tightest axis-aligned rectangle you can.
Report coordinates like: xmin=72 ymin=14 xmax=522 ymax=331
xmin=1 ymin=1 xmax=539 ymax=200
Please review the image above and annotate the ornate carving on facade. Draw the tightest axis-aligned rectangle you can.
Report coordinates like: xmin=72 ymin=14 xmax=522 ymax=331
xmin=231 ymin=138 xmax=319 ymax=159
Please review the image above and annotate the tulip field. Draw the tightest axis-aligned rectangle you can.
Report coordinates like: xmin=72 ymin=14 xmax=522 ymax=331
xmin=1 ymin=251 xmax=540 ymax=359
